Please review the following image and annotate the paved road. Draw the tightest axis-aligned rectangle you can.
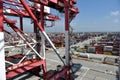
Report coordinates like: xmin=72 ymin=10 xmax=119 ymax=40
xmin=45 ymin=48 xmax=118 ymax=80
xmin=73 ymin=59 xmax=118 ymax=74
xmin=73 ymin=59 xmax=117 ymax=80
xmin=9 ymin=48 xmax=118 ymax=80
xmin=71 ymin=36 xmax=104 ymax=48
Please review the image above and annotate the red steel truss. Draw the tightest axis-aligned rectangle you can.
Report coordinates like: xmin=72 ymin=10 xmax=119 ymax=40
xmin=1 ymin=0 xmax=79 ymax=80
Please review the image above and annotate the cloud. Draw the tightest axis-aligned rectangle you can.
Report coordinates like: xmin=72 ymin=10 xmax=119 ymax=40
xmin=111 ymin=10 xmax=120 ymax=16
xmin=114 ymin=19 xmax=119 ymax=23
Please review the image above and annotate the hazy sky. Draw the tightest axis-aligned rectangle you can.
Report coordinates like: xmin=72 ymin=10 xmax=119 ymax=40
xmin=46 ymin=0 xmax=120 ymax=32
xmin=5 ymin=0 xmax=120 ymax=32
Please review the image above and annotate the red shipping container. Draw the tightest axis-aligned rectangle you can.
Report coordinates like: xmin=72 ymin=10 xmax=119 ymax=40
xmin=95 ymin=46 xmax=103 ymax=54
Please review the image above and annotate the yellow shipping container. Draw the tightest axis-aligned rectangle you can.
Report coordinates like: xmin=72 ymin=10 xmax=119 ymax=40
xmin=103 ymin=52 xmax=112 ymax=55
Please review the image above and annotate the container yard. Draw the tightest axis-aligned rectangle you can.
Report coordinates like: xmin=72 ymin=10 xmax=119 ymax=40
xmin=0 ymin=0 xmax=120 ymax=80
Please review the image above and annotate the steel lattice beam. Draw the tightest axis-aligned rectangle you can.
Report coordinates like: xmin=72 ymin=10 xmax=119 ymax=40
xmin=1 ymin=0 xmax=79 ymax=79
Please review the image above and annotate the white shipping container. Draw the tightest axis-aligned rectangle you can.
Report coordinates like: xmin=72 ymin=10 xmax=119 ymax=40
xmin=112 ymin=50 xmax=119 ymax=55
xmin=87 ymin=47 xmax=95 ymax=53
xmin=104 ymin=46 xmax=113 ymax=52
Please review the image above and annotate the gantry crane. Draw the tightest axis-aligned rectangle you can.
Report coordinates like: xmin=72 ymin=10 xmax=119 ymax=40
xmin=0 ymin=0 xmax=79 ymax=80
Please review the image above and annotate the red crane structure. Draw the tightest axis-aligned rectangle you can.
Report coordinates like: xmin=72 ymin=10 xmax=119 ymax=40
xmin=0 ymin=0 xmax=79 ymax=80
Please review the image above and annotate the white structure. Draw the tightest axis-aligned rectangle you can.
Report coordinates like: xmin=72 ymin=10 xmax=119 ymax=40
xmin=104 ymin=46 xmax=113 ymax=52
xmin=35 ymin=3 xmax=50 ymax=13
xmin=0 ymin=33 xmax=6 ymax=80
